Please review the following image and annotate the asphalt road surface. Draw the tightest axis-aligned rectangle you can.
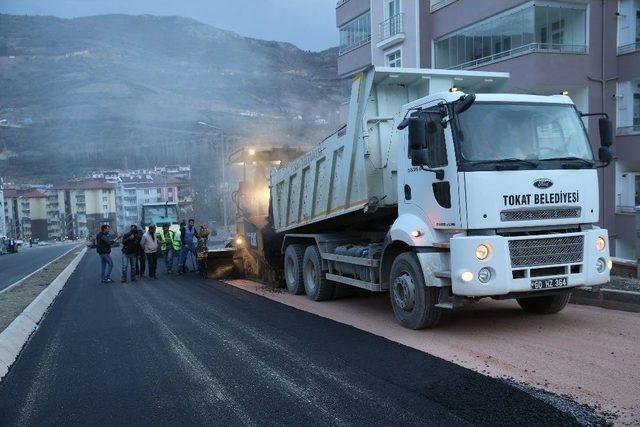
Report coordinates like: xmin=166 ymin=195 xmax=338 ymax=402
xmin=0 ymin=252 xmax=582 ymax=426
xmin=0 ymin=243 xmax=77 ymax=291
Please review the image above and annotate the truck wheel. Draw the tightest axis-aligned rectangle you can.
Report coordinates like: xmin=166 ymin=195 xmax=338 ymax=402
xmin=389 ymin=252 xmax=441 ymax=329
xmin=303 ymin=245 xmax=334 ymax=301
xmin=284 ymin=244 xmax=305 ymax=295
xmin=516 ymin=292 xmax=571 ymax=314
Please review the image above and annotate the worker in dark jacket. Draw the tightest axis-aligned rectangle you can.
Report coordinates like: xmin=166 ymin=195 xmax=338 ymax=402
xmin=96 ymin=224 xmax=119 ymax=283
xmin=121 ymin=225 xmax=139 ymax=283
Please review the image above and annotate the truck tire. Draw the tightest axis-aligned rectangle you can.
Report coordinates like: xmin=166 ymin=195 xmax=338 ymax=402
xmin=284 ymin=244 xmax=305 ymax=295
xmin=303 ymin=245 xmax=334 ymax=301
xmin=516 ymin=292 xmax=571 ymax=314
xmin=389 ymin=252 xmax=441 ymax=329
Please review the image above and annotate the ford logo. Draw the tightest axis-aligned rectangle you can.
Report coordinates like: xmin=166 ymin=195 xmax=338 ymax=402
xmin=533 ymin=178 xmax=553 ymax=189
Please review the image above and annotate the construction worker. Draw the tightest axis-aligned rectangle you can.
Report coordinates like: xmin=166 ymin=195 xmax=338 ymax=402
xmin=178 ymin=219 xmax=199 ymax=274
xmin=157 ymin=223 xmax=180 ymax=274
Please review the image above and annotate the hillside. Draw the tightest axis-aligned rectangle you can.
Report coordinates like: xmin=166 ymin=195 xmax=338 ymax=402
xmin=0 ymin=14 xmax=341 ymax=182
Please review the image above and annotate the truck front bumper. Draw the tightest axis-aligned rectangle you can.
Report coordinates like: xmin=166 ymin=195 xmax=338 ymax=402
xmin=449 ymin=229 xmax=611 ymax=297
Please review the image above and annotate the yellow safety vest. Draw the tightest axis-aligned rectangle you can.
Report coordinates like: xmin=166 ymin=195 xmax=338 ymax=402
xmin=157 ymin=230 xmax=181 ymax=251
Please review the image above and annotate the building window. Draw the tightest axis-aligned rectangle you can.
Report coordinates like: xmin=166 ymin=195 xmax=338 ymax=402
xmin=339 ymin=11 xmax=371 ymax=55
xmin=103 ymin=205 xmax=108 ymax=210
xmin=617 ymin=0 xmax=640 ymax=54
xmin=386 ymin=49 xmax=402 ymax=67
xmin=144 ymin=189 xmax=149 ymax=195
xmin=616 ymin=80 xmax=640 ymax=135
xmin=434 ymin=2 xmax=587 ymax=70
xmin=102 ymin=196 xmax=107 ymax=202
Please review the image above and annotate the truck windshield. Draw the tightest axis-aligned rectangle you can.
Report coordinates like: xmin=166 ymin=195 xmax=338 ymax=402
xmin=456 ymin=103 xmax=594 ymax=169
xmin=143 ymin=205 xmax=179 ymax=225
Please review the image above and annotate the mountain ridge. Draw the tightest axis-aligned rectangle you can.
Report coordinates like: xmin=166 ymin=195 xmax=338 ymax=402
xmin=0 ymin=13 xmax=341 ymax=184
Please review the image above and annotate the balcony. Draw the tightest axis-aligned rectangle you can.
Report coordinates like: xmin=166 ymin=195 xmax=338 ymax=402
xmin=434 ymin=3 xmax=587 ymax=70
xmin=338 ymin=10 xmax=371 ymax=56
xmin=377 ymin=13 xmax=404 ymax=50
xmin=444 ymin=43 xmax=587 ymax=70
xmin=618 ymin=42 xmax=640 ymax=55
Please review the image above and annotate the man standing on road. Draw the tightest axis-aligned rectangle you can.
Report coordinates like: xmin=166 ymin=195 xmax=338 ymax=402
xmin=136 ymin=222 xmax=146 ymax=278
xmin=140 ymin=224 xmax=159 ymax=280
xmin=157 ymin=223 xmax=179 ymax=274
xmin=96 ymin=224 xmax=118 ymax=283
xmin=121 ymin=225 xmax=139 ymax=283
xmin=178 ymin=219 xmax=199 ymax=274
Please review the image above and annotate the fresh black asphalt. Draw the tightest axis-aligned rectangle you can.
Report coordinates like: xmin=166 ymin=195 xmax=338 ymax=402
xmin=0 ymin=251 xmax=581 ymax=426
xmin=0 ymin=243 xmax=77 ymax=291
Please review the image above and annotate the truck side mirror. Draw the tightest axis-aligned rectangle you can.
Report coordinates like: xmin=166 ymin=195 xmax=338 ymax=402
xmin=598 ymin=147 xmax=613 ymax=165
xmin=598 ymin=117 xmax=613 ymax=147
xmin=408 ymin=117 xmax=426 ymax=151
xmin=454 ymin=94 xmax=476 ymax=114
xmin=410 ymin=149 xmax=428 ymax=166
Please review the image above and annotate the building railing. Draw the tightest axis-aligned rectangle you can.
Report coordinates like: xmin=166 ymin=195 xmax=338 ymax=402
xmin=617 ymin=125 xmax=640 ymax=136
xmin=379 ymin=13 xmax=404 ymax=42
xmin=618 ymin=42 xmax=640 ymax=55
xmin=616 ymin=205 xmax=638 ymax=214
xmin=339 ymin=34 xmax=371 ymax=55
xmin=430 ymin=0 xmax=457 ymax=12
xmin=445 ymin=42 xmax=587 ymax=70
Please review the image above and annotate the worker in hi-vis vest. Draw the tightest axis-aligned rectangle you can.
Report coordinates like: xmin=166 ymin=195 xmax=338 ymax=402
xmin=157 ymin=223 xmax=181 ymax=274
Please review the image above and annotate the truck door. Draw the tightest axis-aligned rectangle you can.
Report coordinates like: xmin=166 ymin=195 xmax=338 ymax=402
xmin=402 ymin=111 xmax=462 ymax=230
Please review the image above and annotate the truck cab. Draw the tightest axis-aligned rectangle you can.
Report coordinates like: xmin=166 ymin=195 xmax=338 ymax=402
xmin=392 ymin=90 xmax=612 ymax=322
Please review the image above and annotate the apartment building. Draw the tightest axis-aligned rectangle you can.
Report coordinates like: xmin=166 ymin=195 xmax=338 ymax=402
xmin=335 ymin=0 xmax=640 ymax=258
xmin=49 ymin=179 xmax=117 ymax=239
xmin=3 ymin=188 xmax=47 ymax=240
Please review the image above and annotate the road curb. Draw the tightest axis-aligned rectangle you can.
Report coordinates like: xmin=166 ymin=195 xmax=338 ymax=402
xmin=0 ymin=244 xmax=81 ymax=295
xmin=0 ymin=246 xmax=86 ymax=381
xmin=570 ymin=288 xmax=640 ymax=313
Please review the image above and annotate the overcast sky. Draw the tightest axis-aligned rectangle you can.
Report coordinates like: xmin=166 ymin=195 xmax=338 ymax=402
xmin=0 ymin=0 xmax=338 ymax=51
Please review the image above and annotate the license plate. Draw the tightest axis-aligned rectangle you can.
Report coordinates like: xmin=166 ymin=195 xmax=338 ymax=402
xmin=530 ymin=277 xmax=568 ymax=290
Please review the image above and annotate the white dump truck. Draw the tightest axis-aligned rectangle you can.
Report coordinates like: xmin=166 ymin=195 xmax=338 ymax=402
xmin=247 ymin=67 xmax=615 ymax=329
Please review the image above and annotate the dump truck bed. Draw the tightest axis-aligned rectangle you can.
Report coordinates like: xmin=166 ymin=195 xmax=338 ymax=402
xmin=270 ymin=67 xmax=509 ymax=234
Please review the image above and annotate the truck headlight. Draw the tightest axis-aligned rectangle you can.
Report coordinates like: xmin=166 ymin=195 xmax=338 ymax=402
xmin=475 ymin=244 xmax=491 ymax=260
xmin=596 ymin=257 xmax=606 ymax=273
xmin=596 ymin=236 xmax=606 ymax=252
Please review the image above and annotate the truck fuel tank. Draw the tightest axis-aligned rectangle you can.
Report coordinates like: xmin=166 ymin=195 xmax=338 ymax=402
xmin=333 ymin=244 xmax=383 ymax=282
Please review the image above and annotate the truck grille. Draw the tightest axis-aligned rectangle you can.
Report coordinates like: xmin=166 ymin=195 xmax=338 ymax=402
xmin=508 ymin=235 xmax=584 ymax=268
xmin=501 ymin=207 xmax=581 ymax=222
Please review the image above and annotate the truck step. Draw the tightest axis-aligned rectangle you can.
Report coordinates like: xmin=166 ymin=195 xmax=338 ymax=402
xmin=325 ymin=273 xmax=382 ymax=292
xmin=434 ymin=270 xmax=451 ymax=279
xmin=435 ymin=287 xmax=464 ymax=309
xmin=435 ymin=300 xmax=464 ymax=309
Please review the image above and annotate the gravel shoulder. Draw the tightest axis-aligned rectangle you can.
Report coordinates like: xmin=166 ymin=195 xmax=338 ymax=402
xmin=0 ymin=246 xmax=83 ymax=332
